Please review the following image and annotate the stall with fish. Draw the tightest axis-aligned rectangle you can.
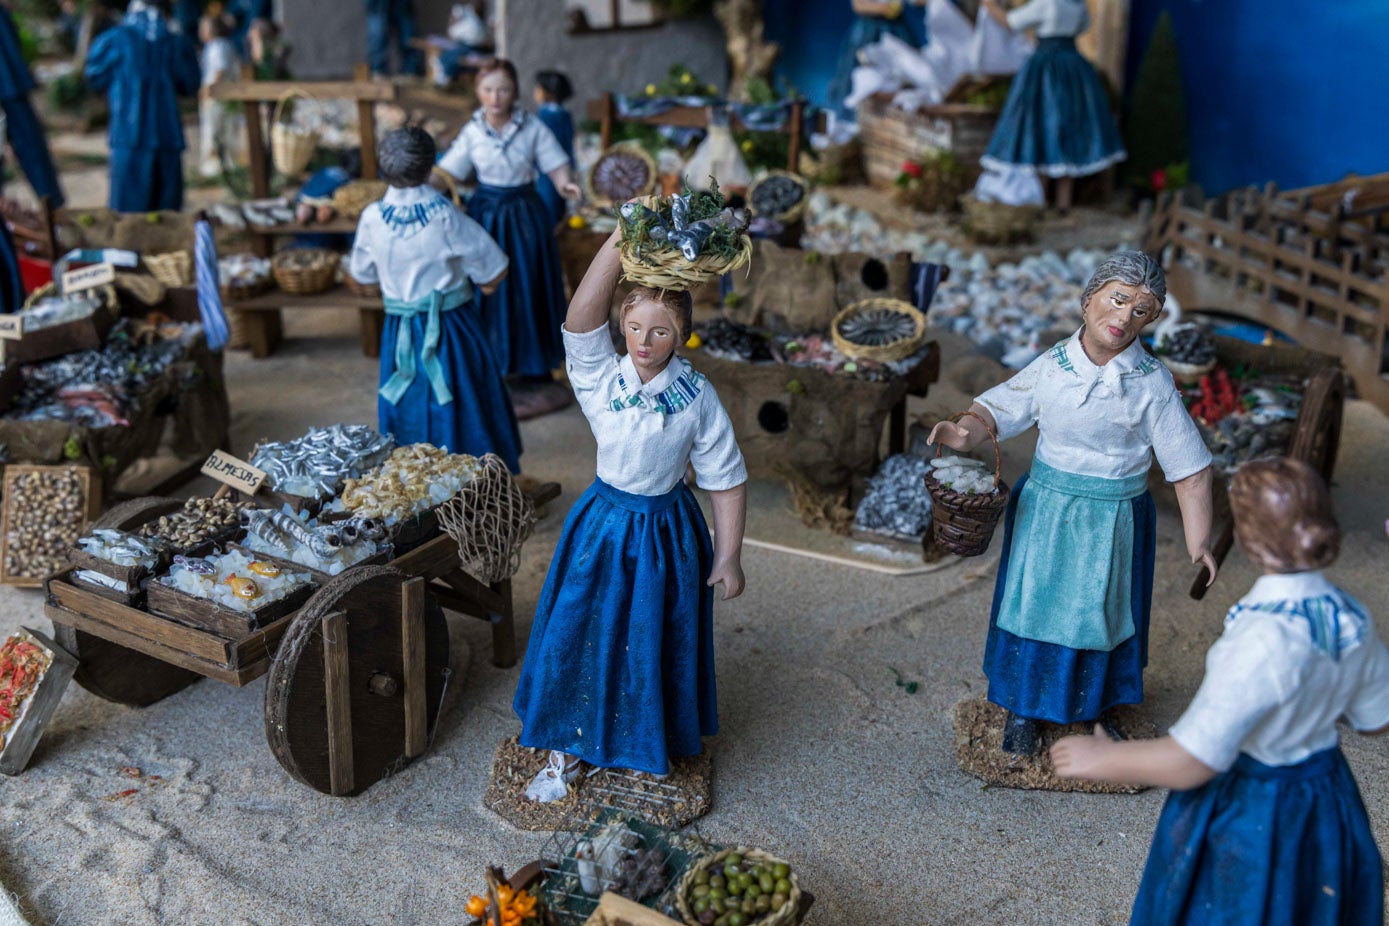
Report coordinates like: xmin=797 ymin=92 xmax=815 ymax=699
xmin=249 ymin=423 xmax=395 ymax=507
xmin=239 ymin=507 xmax=390 ymax=576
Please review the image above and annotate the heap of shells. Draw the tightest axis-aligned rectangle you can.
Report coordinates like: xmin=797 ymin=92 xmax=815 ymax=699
xmin=3 ymin=468 xmax=88 ymax=580
xmin=333 ymin=444 xmax=482 ymax=524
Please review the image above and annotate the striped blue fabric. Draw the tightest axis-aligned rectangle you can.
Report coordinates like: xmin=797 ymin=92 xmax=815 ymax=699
xmin=608 ymin=364 xmax=706 ymax=416
xmin=194 ymin=219 xmax=229 ymax=351
xmin=1227 ymin=591 xmax=1368 ymax=661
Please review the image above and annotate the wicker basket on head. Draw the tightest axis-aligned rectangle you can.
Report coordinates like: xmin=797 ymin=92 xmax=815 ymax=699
xmin=585 ymin=143 xmax=658 ymax=207
xmin=144 ymin=250 xmax=192 ymax=287
xmin=748 ymin=170 xmax=810 ymax=224
xmin=831 ymin=297 xmax=926 ymax=363
xmin=271 ymin=88 xmax=322 ymax=178
xmin=675 ymin=848 xmax=801 ymax=926
xmin=924 ymin=411 xmax=1011 ymax=557
xmin=271 ymin=249 xmax=339 ymax=295
xmin=332 ymin=179 xmax=389 ymax=219
xmin=959 ymin=192 xmax=1040 ymax=244
xmin=619 ymin=196 xmax=752 ymax=290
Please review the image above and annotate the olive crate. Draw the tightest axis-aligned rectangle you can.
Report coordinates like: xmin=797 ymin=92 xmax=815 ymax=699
xmin=66 ymin=535 xmax=169 ymax=605
xmin=0 ymin=464 xmax=102 ymax=587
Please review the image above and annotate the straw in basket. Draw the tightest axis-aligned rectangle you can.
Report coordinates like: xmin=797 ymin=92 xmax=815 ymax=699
xmin=271 ymin=88 xmax=322 ymax=178
xmin=924 ymin=411 xmax=1010 ymax=557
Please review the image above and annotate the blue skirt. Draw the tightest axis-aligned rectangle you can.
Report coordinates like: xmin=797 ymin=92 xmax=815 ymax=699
xmin=0 ymin=217 xmax=23 ymax=313
xmin=377 ymin=296 xmax=522 ymax=472
xmin=827 ymin=15 xmax=917 ymax=119
xmin=981 ymin=36 xmax=1127 ymax=178
xmin=513 ymin=478 xmax=717 ymax=774
xmin=466 ymin=183 xmax=567 ymax=378
xmin=982 ymin=470 xmax=1155 ymax=723
xmin=1132 ymin=747 xmax=1384 ymax=926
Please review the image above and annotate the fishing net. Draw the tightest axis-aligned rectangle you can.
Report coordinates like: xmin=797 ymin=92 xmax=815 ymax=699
xmin=436 ymin=454 xmax=536 ymax=585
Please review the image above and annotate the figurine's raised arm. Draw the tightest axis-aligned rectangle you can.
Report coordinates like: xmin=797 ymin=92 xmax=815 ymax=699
xmin=565 ymin=228 xmax=622 ymax=335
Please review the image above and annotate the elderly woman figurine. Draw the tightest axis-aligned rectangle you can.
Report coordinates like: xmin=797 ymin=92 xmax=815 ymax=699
xmin=348 ymin=126 xmax=521 ymax=471
xmin=512 ymin=228 xmax=748 ymax=802
xmin=1053 ymin=458 xmax=1388 ymax=926
xmin=931 ymin=251 xmax=1216 ymax=755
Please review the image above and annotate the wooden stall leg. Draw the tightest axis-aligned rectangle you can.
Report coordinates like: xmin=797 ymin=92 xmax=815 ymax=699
xmin=359 ymin=307 xmax=384 ymax=359
xmin=887 ymin=397 xmax=907 ymax=456
xmin=488 ymin=580 xmax=516 ymax=669
xmin=321 ymin=610 xmax=354 ymax=796
xmin=401 ymin=577 xmax=427 ymax=759
xmin=244 ymin=311 xmax=283 ymax=359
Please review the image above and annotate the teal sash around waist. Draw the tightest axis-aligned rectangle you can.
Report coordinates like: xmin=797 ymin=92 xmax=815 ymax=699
xmin=995 ymin=458 xmax=1149 ymax=652
xmin=379 ymin=284 xmax=472 ymax=406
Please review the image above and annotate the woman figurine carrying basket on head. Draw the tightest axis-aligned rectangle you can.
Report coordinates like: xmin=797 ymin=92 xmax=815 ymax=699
xmin=512 ymin=226 xmax=748 ymax=803
xmin=930 ymin=250 xmax=1216 ymax=756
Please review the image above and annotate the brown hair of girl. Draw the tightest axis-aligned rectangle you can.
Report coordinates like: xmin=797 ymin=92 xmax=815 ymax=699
xmin=1229 ymin=457 xmax=1341 ymax=573
xmin=476 ymin=57 xmax=519 ymax=88
xmin=620 ymin=286 xmax=693 ymax=341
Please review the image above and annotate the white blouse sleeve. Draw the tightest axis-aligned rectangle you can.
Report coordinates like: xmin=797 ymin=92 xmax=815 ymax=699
xmin=437 ymin=127 xmax=475 ymax=181
xmin=562 ymin=324 xmax=618 ymax=414
xmin=1168 ymin=619 xmax=1298 ymax=773
xmin=347 ymin=211 xmax=381 ymax=284
xmin=974 ymin=353 xmax=1045 ymax=442
xmin=530 ymin=119 xmax=571 ymax=176
xmin=690 ymin=385 xmax=748 ymax=492
xmin=1345 ymin=630 xmax=1389 ymax=732
xmin=1006 ymin=0 xmax=1047 ymax=32
xmin=445 ymin=210 xmax=509 ymax=285
xmin=1148 ymin=385 xmax=1213 ymax=482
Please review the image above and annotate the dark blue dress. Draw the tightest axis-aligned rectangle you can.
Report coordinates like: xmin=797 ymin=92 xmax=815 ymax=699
xmin=534 ymin=102 xmax=575 ymax=229
xmin=0 ymin=219 xmax=25 ymax=313
xmin=85 ymin=10 xmax=201 ymax=213
xmin=365 ymin=0 xmax=422 ymax=76
xmin=0 ymin=7 xmax=64 ymax=206
xmin=826 ymin=12 xmax=916 ymax=120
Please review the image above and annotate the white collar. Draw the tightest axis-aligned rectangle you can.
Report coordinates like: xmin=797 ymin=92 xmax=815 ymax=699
xmin=382 ymin=184 xmax=446 ymax=206
xmin=1066 ymin=326 xmax=1150 ymax=403
xmin=1243 ymin=571 xmax=1336 ymax=605
xmin=619 ymin=352 xmax=683 ymax=399
xmin=472 ymin=108 xmax=527 ymax=141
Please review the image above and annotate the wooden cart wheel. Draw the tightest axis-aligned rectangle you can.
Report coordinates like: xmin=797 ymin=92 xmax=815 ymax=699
xmin=50 ymin=496 xmax=201 ymax=706
xmin=1288 ymin=367 xmax=1346 ymax=482
xmin=264 ymin=565 xmax=450 ymax=796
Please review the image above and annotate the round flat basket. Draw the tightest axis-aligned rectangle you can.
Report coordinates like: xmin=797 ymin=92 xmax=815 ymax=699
xmin=271 ymin=88 xmax=322 ymax=178
xmin=272 ymin=249 xmax=340 ymax=295
xmin=924 ymin=412 xmax=1010 ymax=557
xmin=831 ymin=297 xmax=926 ymax=363
xmin=585 ymin=143 xmax=658 ymax=207
xmin=675 ymin=847 xmax=802 ymax=926
xmin=1160 ymin=355 xmax=1216 ymax=385
xmin=748 ymin=170 xmax=809 ymax=224
xmin=331 ymin=179 xmax=389 ymax=219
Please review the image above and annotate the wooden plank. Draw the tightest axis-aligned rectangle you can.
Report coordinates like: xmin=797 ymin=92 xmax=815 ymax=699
xmin=226 ymin=611 xmax=295 ymax=668
xmin=488 ymin=580 xmax=516 ymax=669
xmin=401 ymin=577 xmax=426 ymax=759
xmin=386 ymin=533 xmax=461 ymax=581
xmin=43 ymin=600 xmax=249 ymax=684
xmin=321 ymin=610 xmax=354 ymax=796
xmin=426 ymin=581 xmax=487 ymax=620
xmin=228 ymin=289 xmax=384 ymax=312
xmin=436 ymin=569 xmax=507 ymax=615
xmin=246 ymin=219 xmax=363 ymax=236
xmin=0 ymin=627 xmax=78 ymax=776
xmin=209 ymin=80 xmax=397 ymax=102
xmin=355 ymin=64 xmax=379 ymax=181
xmin=47 ymin=575 xmax=236 ymax=664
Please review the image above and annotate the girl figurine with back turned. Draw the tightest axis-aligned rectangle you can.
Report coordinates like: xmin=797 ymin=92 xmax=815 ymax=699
xmin=930 ymin=251 xmax=1216 ymax=756
xmin=1053 ymin=458 xmax=1388 ymax=926
xmin=513 ymin=228 xmax=748 ymax=802
xmin=348 ymin=126 xmax=522 ymax=471
xmin=532 ymin=70 xmax=575 ymax=230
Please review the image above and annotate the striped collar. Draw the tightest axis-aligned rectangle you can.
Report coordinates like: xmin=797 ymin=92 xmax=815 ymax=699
xmin=1230 ymin=571 xmax=1368 ymax=660
xmin=378 ymin=185 xmax=451 ymax=238
xmin=1055 ymin=327 xmax=1162 ymax=404
xmin=471 ymin=107 xmax=528 ymax=146
xmin=609 ymin=354 xmax=705 ymax=415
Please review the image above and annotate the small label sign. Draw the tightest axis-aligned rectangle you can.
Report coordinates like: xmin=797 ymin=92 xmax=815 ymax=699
xmin=61 ymin=262 xmax=116 ymax=294
xmin=0 ymin=315 xmax=23 ymax=340
xmin=200 ymin=450 xmax=267 ymax=494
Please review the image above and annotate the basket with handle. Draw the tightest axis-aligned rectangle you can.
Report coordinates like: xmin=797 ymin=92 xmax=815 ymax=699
xmin=271 ymin=88 xmax=322 ymax=178
xmin=143 ymin=250 xmax=192 ymax=287
xmin=924 ymin=411 xmax=1010 ymax=557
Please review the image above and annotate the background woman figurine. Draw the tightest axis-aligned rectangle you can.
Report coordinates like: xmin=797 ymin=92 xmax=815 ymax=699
xmin=979 ymin=0 xmax=1125 ymax=211
xmin=826 ymin=0 xmax=923 ymax=121
xmin=512 ymin=228 xmax=748 ymax=803
xmin=348 ymin=126 xmax=521 ymax=472
xmin=930 ymin=251 xmax=1216 ymax=756
xmin=1053 ymin=458 xmax=1389 ymax=926
xmin=435 ymin=58 xmax=582 ymax=411
xmin=0 ymin=2 xmax=65 ymax=206
xmin=85 ymin=0 xmax=201 ymax=213
xmin=532 ymin=70 xmax=575 ymax=230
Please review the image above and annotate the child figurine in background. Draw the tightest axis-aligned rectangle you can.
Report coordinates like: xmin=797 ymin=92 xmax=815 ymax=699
xmin=348 ymin=126 xmax=522 ymax=472
xmin=1053 ymin=457 xmax=1388 ymax=926
xmin=198 ymin=13 xmax=240 ymax=178
xmin=247 ymin=18 xmax=291 ymax=81
xmin=513 ymin=228 xmax=748 ymax=802
xmin=533 ymin=70 xmax=575 ymax=229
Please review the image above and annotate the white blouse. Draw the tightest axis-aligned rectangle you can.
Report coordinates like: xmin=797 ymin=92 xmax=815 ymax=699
xmin=348 ymin=185 xmax=509 ymax=304
xmin=436 ymin=108 xmax=570 ymax=188
xmin=975 ymin=328 xmax=1212 ymax=482
xmin=565 ymin=325 xmax=747 ymax=497
xmin=1007 ymin=0 xmax=1090 ymax=37
xmin=1170 ymin=571 xmax=1389 ymax=771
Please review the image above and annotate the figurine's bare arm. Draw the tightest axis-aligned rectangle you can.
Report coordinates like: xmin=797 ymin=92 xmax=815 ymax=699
xmin=547 ymin=163 xmax=583 ymax=201
xmin=1051 ymin=727 xmax=1218 ymax=791
xmin=1174 ymin=466 xmax=1217 ymax=585
xmin=566 ymin=229 xmax=622 ymax=334
xmin=477 ymin=266 xmax=507 ymax=296
xmin=706 ymin=483 xmax=747 ymax=601
xmin=981 ymin=0 xmax=1012 ymax=29
xmin=927 ymin=402 xmax=999 ymax=453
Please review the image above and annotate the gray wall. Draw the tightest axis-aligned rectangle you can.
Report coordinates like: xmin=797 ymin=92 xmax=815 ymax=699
xmin=281 ymin=0 xmax=453 ymax=80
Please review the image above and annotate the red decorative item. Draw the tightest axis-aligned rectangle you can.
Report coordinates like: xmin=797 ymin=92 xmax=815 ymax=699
xmin=901 ymin=160 xmax=924 ymax=179
xmin=1150 ymin=168 xmax=1168 ymax=192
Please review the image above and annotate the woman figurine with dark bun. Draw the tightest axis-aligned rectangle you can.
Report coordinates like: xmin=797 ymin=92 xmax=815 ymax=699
xmin=532 ymin=70 xmax=575 ymax=230
xmin=1054 ymin=457 xmax=1388 ymax=926
xmin=349 ymin=126 xmax=521 ymax=470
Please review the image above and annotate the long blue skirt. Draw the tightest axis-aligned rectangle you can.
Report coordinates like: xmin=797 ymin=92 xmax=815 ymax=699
xmin=377 ymin=298 xmax=522 ymax=473
xmin=513 ymin=478 xmax=717 ymax=774
xmin=982 ymin=471 xmax=1155 ymax=723
xmin=466 ymin=183 xmax=567 ymax=379
xmin=827 ymin=15 xmax=917 ymax=119
xmin=108 ymin=147 xmax=185 ymax=213
xmin=1132 ymin=747 xmax=1384 ymax=926
xmin=0 ymin=217 xmax=23 ymax=313
xmin=981 ymin=36 xmax=1127 ymax=178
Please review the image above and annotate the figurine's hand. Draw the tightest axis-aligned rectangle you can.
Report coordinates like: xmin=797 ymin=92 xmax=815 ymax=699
xmin=707 ymin=559 xmax=745 ymax=601
xmin=1050 ymin=725 xmax=1114 ymax=780
xmin=559 ymin=180 xmax=584 ymax=201
xmin=927 ymin=420 xmax=974 ymax=452
xmin=1192 ymin=546 xmax=1218 ymax=587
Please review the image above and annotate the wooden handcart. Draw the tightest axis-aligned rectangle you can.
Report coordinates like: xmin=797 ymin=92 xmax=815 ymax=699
xmin=43 ymin=483 xmax=559 ymax=796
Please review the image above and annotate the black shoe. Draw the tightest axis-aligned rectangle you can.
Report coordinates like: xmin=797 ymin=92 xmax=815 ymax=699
xmin=1099 ymin=710 xmax=1127 ymax=742
xmin=1001 ymin=711 xmax=1040 ymax=755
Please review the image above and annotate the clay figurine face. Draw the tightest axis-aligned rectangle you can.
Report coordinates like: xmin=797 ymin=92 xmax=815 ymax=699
xmin=1081 ymin=280 xmax=1161 ymax=361
xmin=477 ymin=70 xmax=517 ymax=120
xmin=623 ymin=300 xmax=679 ymax=382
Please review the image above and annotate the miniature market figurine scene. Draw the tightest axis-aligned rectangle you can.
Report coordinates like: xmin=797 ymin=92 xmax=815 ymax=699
xmin=0 ymin=1 xmax=1386 ymax=924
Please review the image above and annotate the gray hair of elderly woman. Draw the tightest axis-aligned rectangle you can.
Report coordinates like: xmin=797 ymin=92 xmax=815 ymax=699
xmin=378 ymin=126 xmax=437 ymax=187
xmin=1079 ymin=250 xmax=1168 ymax=312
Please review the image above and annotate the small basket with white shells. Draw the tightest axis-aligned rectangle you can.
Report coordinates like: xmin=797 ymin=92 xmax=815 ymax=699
xmin=923 ymin=412 xmax=1010 ymax=557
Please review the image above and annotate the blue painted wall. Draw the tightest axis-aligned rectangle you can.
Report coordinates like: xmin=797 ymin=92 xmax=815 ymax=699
xmin=762 ymin=1 xmax=1389 ymax=195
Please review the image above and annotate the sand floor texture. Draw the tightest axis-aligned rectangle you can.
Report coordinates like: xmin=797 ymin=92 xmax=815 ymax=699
xmin=1 ymin=312 xmax=1388 ymax=925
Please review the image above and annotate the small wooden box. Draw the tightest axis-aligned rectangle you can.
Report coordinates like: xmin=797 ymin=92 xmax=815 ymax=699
xmin=582 ymin=894 xmax=683 ymax=926
xmin=147 ymin=550 xmax=317 ymax=639
xmin=66 ymin=540 xmax=167 ymax=605
xmin=6 ymin=304 xmax=118 ymax=365
xmin=0 ymin=464 xmax=102 ymax=587
xmin=0 ymin=627 xmax=78 ymax=776
xmin=856 ymin=77 xmax=1007 ymax=190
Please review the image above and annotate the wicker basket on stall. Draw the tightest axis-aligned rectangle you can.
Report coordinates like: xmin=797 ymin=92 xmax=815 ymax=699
xmin=585 ymin=143 xmax=659 ymax=207
xmin=270 ymin=88 xmax=322 ymax=178
xmin=342 ymin=273 xmax=381 ymax=299
xmin=831 ymin=297 xmax=926 ymax=363
xmin=675 ymin=848 xmax=802 ymax=926
xmin=144 ymin=250 xmax=193 ymax=287
xmin=748 ymin=170 xmax=810 ymax=224
xmin=619 ymin=195 xmax=752 ymax=291
xmin=271 ymin=249 xmax=339 ymax=295
xmin=924 ymin=412 xmax=1011 ymax=557
xmin=959 ymin=193 xmax=1041 ymax=244
xmin=331 ymin=179 xmax=389 ymax=219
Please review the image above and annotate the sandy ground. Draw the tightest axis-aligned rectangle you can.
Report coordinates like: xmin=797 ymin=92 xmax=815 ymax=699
xmin=0 ymin=153 xmax=1386 ymax=926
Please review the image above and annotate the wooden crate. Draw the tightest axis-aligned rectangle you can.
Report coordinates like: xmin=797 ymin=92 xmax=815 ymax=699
xmin=67 ymin=541 xmax=166 ymax=605
xmin=6 ymin=303 xmax=118 ymax=366
xmin=856 ymin=78 xmax=1006 ymax=191
xmin=583 ymin=893 xmax=683 ymax=926
xmin=0 ymin=627 xmax=78 ymax=776
xmin=147 ymin=559 xmax=318 ymax=639
xmin=0 ymin=464 xmax=102 ymax=587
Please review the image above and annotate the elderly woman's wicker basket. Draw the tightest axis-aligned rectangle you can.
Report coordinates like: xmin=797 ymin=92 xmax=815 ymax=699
xmin=675 ymin=848 xmax=802 ymax=926
xmin=925 ymin=411 xmax=1011 ymax=557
